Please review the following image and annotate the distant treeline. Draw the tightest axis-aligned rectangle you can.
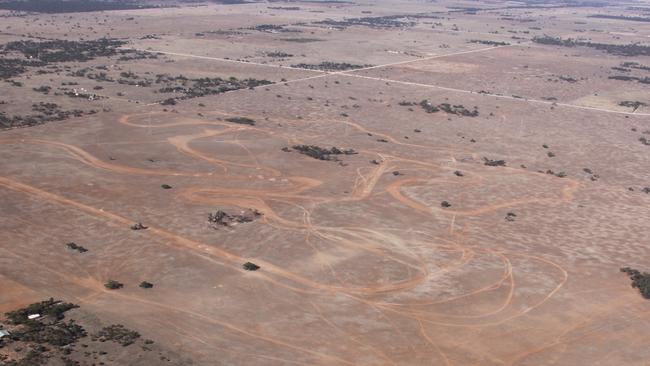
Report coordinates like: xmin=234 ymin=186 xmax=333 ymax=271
xmin=0 ymin=0 xmax=160 ymax=13
xmin=588 ymin=14 xmax=650 ymax=23
xmin=469 ymin=39 xmax=510 ymax=46
xmin=533 ymin=36 xmax=650 ymax=57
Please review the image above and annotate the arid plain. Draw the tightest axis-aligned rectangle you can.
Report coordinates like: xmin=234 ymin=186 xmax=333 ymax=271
xmin=1 ymin=0 xmax=650 ymax=365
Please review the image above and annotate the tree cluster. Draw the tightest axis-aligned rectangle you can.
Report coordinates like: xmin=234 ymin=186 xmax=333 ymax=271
xmin=410 ymin=100 xmax=479 ymax=117
xmin=3 ymin=39 xmax=127 ymax=63
xmin=92 ymin=324 xmax=140 ymax=347
xmin=288 ymin=145 xmax=357 ymax=161
xmin=247 ymin=24 xmax=299 ymax=33
xmin=291 ymin=61 xmax=372 ymax=71
xmin=314 ymin=15 xmax=417 ymax=29
xmin=588 ymin=14 xmax=650 ymax=23
xmin=66 ymin=242 xmax=88 ymax=253
xmin=608 ymin=75 xmax=650 ymax=85
xmin=104 ymin=280 xmax=123 ymax=290
xmin=243 ymin=262 xmax=260 ymax=271
xmin=620 ymin=267 xmax=650 ymax=299
xmin=533 ymin=36 xmax=650 ymax=57
xmin=619 ymin=100 xmax=647 ymax=111
xmin=1 ymin=103 xmax=87 ymax=129
xmin=208 ymin=209 xmax=262 ymax=227
xmin=157 ymin=74 xmax=271 ymax=101
xmin=469 ymin=40 xmax=510 ymax=46
xmin=5 ymin=299 xmax=78 ymax=325
xmin=483 ymin=157 xmax=506 ymax=166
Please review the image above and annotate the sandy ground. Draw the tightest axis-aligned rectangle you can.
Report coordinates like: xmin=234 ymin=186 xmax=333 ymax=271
xmin=1 ymin=1 xmax=650 ymax=365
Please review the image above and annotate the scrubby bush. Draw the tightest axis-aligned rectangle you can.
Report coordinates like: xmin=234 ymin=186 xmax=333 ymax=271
xmin=289 ymin=145 xmax=357 ymax=161
xmin=243 ymin=262 xmax=260 ymax=271
xmin=225 ymin=117 xmax=255 ymax=126
xmin=104 ymin=280 xmax=123 ymax=290
xmin=139 ymin=281 xmax=154 ymax=289
xmin=93 ymin=324 xmax=140 ymax=346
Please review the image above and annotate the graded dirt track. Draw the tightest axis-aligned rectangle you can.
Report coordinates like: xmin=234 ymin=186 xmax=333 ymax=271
xmin=1 ymin=1 xmax=650 ymax=365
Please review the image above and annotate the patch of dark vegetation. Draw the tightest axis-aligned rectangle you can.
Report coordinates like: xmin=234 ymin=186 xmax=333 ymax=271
xmin=1 ymin=102 xmax=86 ymax=129
xmin=208 ymin=209 xmax=262 ymax=228
xmin=130 ymin=222 xmax=147 ymax=230
xmin=202 ymin=29 xmax=247 ymax=37
xmin=619 ymin=100 xmax=647 ymax=111
xmin=533 ymin=36 xmax=650 ymax=57
xmin=313 ymin=14 xmax=422 ymax=29
xmin=0 ymin=0 xmax=159 ymax=13
xmin=2 ymin=38 xmax=127 ymax=63
xmin=620 ymin=61 xmax=650 ymax=72
xmin=583 ymin=167 xmax=599 ymax=181
xmin=611 ymin=66 xmax=630 ymax=72
xmin=410 ymin=100 xmax=479 ymax=117
xmin=264 ymin=51 xmax=294 ymax=58
xmin=156 ymin=74 xmax=271 ymax=101
xmin=5 ymin=299 xmax=78 ymax=325
xmin=32 ymin=85 xmax=51 ymax=94
xmin=0 ymin=58 xmax=41 ymax=79
xmin=104 ymin=280 xmax=123 ymax=290
xmin=268 ymin=6 xmax=300 ymax=10
xmin=288 ymin=145 xmax=357 ymax=161
xmin=620 ymin=267 xmax=650 ymax=299
xmin=440 ymin=201 xmax=451 ymax=208
xmin=8 ymin=320 xmax=86 ymax=348
xmin=291 ymin=61 xmax=371 ymax=71
xmin=117 ymin=49 xmax=159 ymax=62
xmin=544 ymin=169 xmax=567 ymax=178
xmin=483 ymin=157 xmax=506 ymax=166
xmin=0 ymin=40 xmax=156 ymax=83
xmin=281 ymin=38 xmax=324 ymax=43
xmin=225 ymin=116 xmax=255 ymax=125
xmin=64 ymin=88 xmax=102 ymax=100
xmin=243 ymin=262 xmax=260 ymax=271
xmin=65 ymin=242 xmax=87 ymax=253
xmin=469 ymin=39 xmax=510 ymax=46
xmin=92 ymin=324 xmax=139 ymax=346
xmin=557 ymin=75 xmax=578 ymax=83
xmin=247 ymin=24 xmax=299 ymax=33
xmin=505 ymin=212 xmax=517 ymax=221
xmin=139 ymin=281 xmax=153 ymax=289
xmin=161 ymin=184 xmax=173 ymax=189
xmin=160 ymin=98 xmax=176 ymax=106
xmin=608 ymin=75 xmax=650 ymax=84
xmin=640 ymin=137 xmax=650 ymax=146
xmin=1 ymin=300 xmax=181 ymax=365
xmin=588 ymin=14 xmax=650 ymax=22
xmin=2 ymin=346 xmax=50 ymax=366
